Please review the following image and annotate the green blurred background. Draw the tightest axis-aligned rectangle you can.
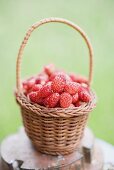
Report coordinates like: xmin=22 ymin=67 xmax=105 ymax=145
xmin=0 ymin=0 xmax=114 ymax=144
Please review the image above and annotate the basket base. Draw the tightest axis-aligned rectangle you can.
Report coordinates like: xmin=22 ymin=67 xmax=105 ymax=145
xmin=32 ymin=141 xmax=80 ymax=156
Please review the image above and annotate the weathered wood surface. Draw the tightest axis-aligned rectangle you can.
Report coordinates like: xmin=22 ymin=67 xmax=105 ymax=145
xmin=0 ymin=127 xmax=103 ymax=170
xmin=81 ymin=128 xmax=95 ymax=163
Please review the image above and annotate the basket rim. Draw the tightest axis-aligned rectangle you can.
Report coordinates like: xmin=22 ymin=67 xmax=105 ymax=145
xmin=16 ymin=89 xmax=97 ymax=118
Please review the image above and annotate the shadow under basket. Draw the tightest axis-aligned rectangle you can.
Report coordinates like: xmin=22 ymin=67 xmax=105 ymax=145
xmin=16 ymin=91 xmax=96 ymax=155
xmin=15 ymin=17 xmax=97 ymax=155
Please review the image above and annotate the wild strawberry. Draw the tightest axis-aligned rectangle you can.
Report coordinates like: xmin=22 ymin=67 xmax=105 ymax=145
xmin=31 ymin=84 xmax=42 ymax=92
xmin=69 ymin=104 xmax=75 ymax=108
xmin=50 ymin=71 xmax=71 ymax=81
xmin=78 ymin=83 xmax=90 ymax=94
xmin=37 ymin=98 xmax=44 ymax=105
xmin=51 ymin=75 xmax=66 ymax=93
xmin=43 ymin=93 xmax=60 ymax=108
xmin=75 ymin=101 xmax=84 ymax=107
xmin=22 ymin=81 xmax=28 ymax=92
xmin=46 ymin=81 xmax=52 ymax=86
xmin=55 ymin=103 xmax=60 ymax=108
xmin=81 ymin=83 xmax=90 ymax=92
xmin=79 ymin=89 xmax=91 ymax=102
xmin=43 ymin=95 xmax=50 ymax=106
xmin=35 ymin=72 xmax=48 ymax=85
xmin=23 ymin=78 xmax=35 ymax=94
xmin=60 ymin=92 xmax=72 ymax=108
xmin=35 ymin=77 xmax=45 ymax=85
xmin=65 ymin=82 xmax=80 ymax=95
xmin=28 ymin=91 xmax=39 ymax=103
xmin=27 ymin=80 xmax=35 ymax=90
xmin=44 ymin=64 xmax=55 ymax=76
xmin=81 ymin=83 xmax=88 ymax=88
xmin=49 ymin=71 xmax=61 ymax=81
xmin=72 ymin=93 xmax=79 ymax=103
xmin=40 ymin=82 xmax=52 ymax=98
xmin=70 ymin=74 xmax=88 ymax=84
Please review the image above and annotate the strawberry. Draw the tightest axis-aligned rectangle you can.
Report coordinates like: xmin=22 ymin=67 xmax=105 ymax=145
xmin=81 ymin=83 xmax=88 ymax=88
xmin=70 ymin=74 xmax=88 ymax=84
xmin=49 ymin=71 xmax=61 ymax=81
xmin=72 ymin=93 xmax=79 ymax=103
xmin=37 ymin=98 xmax=44 ymax=105
xmin=31 ymin=84 xmax=42 ymax=92
xmin=27 ymin=80 xmax=35 ymax=90
xmin=35 ymin=72 xmax=48 ymax=85
xmin=28 ymin=91 xmax=39 ymax=103
xmin=55 ymin=103 xmax=60 ymax=108
xmin=65 ymin=82 xmax=80 ymax=95
xmin=35 ymin=77 xmax=46 ymax=85
xmin=78 ymin=83 xmax=90 ymax=93
xmin=75 ymin=101 xmax=84 ymax=107
xmin=81 ymin=83 xmax=90 ymax=92
xmin=44 ymin=64 xmax=55 ymax=76
xmin=50 ymin=71 xmax=71 ymax=81
xmin=43 ymin=93 xmax=60 ymax=108
xmin=43 ymin=95 xmax=50 ymax=107
xmin=23 ymin=78 xmax=35 ymax=94
xmin=60 ymin=92 xmax=72 ymax=108
xmin=22 ymin=81 xmax=28 ymax=92
xmin=40 ymin=82 xmax=52 ymax=98
xmin=51 ymin=75 xmax=66 ymax=93
xmin=69 ymin=104 xmax=75 ymax=108
xmin=79 ymin=89 xmax=91 ymax=102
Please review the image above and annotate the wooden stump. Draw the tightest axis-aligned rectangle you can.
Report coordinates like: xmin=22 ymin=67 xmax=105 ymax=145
xmin=0 ymin=127 xmax=104 ymax=170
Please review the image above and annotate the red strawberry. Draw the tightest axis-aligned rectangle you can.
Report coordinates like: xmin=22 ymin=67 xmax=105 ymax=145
xmin=51 ymin=75 xmax=66 ymax=93
xmin=50 ymin=71 xmax=71 ymax=81
xmin=35 ymin=77 xmax=46 ymax=85
xmin=49 ymin=71 xmax=61 ymax=81
xmin=81 ymin=83 xmax=88 ymax=88
xmin=78 ymin=83 xmax=90 ymax=93
xmin=79 ymin=89 xmax=91 ymax=102
xmin=22 ymin=81 xmax=28 ymax=92
xmin=28 ymin=91 xmax=39 ymax=103
xmin=27 ymin=80 xmax=35 ymax=90
xmin=69 ymin=104 xmax=75 ymax=108
xmin=55 ymin=103 xmax=60 ymax=108
xmin=31 ymin=84 xmax=42 ymax=92
xmin=75 ymin=101 xmax=84 ymax=107
xmin=65 ymin=82 xmax=80 ymax=95
xmin=81 ymin=83 xmax=90 ymax=92
xmin=44 ymin=64 xmax=55 ymax=76
xmin=23 ymin=78 xmax=35 ymax=94
xmin=43 ymin=93 xmax=60 ymax=108
xmin=72 ymin=93 xmax=79 ymax=103
xmin=37 ymin=98 xmax=44 ymax=105
xmin=40 ymin=82 xmax=52 ymax=98
xmin=70 ymin=74 xmax=88 ymax=84
xmin=60 ymin=92 xmax=72 ymax=108
xmin=35 ymin=72 xmax=48 ymax=85
xmin=38 ymin=72 xmax=49 ymax=79
xmin=43 ymin=95 xmax=50 ymax=106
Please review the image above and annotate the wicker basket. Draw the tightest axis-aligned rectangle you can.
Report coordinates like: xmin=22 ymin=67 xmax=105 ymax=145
xmin=16 ymin=17 xmax=96 ymax=155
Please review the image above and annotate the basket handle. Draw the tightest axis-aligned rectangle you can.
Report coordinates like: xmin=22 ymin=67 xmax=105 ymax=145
xmin=16 ymin=17 xmax=93 ymax=91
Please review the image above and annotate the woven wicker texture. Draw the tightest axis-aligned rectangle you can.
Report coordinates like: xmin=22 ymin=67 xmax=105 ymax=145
xmin=16 ymin=17 xmax=96 ymax=155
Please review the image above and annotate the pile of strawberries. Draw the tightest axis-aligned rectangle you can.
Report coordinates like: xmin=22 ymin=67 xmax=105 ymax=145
xmin=22 ymin=64 xmax=91 ymax=108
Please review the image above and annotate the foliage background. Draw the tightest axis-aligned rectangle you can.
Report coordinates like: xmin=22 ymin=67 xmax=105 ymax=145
xmin=0 ymin=0 xmax=114 ymax=144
